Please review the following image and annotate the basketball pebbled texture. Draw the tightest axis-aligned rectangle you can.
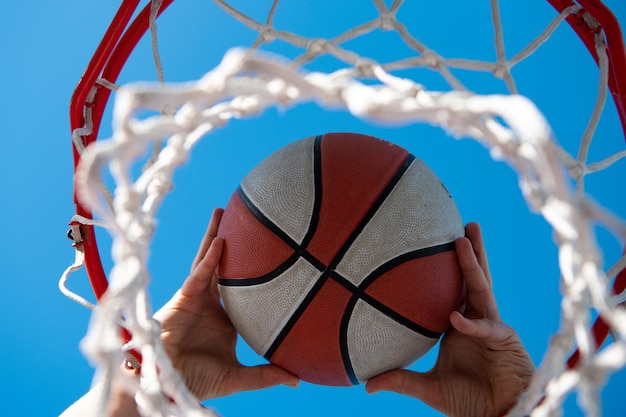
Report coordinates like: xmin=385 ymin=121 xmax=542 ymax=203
xmin=216 ymin=132 xmax=465 ymax=386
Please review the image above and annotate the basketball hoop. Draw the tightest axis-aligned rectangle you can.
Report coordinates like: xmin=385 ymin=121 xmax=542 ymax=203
xmin=63 ymin=1 xmax=626 ymax=416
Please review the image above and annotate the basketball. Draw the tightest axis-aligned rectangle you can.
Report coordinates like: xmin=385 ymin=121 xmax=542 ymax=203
xmin=216 ymin=132 xmax=465 ymax=386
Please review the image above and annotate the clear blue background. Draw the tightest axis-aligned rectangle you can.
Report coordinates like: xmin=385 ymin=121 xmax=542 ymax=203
xmin=1 ymin=1 xmax=625 ymax=416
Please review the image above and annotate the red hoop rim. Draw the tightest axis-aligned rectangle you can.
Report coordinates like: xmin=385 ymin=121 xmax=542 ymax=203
xmin=69 ymin=0 xmax=174 ymax=301
xmin=549 ymin=0 xmax=626 ymax=137
xmin=69 ymin=0 xmax=626 ymax=361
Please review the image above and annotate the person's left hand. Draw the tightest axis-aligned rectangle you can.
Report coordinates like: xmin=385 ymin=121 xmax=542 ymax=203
xmin=154 ymin=208 xmax=299 ymax=400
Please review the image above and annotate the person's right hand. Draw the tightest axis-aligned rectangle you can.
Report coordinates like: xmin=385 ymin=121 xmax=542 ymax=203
xmin=366 ymin=222 xmax=534 ymax=417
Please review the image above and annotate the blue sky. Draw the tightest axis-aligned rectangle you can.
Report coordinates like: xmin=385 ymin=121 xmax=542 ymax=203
xmin=1 ymin=1 xmax=625 ymax=416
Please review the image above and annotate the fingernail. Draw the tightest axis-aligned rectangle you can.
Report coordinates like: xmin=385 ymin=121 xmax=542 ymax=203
xmin=285 ymin=379 xmax=300 ymax=388
xmin=365 ymin=384 xmax=379 ymax=394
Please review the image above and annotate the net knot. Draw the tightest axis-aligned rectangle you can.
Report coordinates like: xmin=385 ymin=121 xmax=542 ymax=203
xmin=354 ymin=58 xmax=376 ymax=78
xmin=567 ymin=161 xmax=587 ymax=180
xmin=116 ymin=189 xmax=141 ymax=214
xmin=577 ymin=10 xmax=602 ymax=34
xmin=378 ymin=12 xmax=397 ymax=31
xmin=306 ymin=38 xmax=330 ymax=55
xmin=259 ymin=25 xmax=276 ymax=43
xmin=493 ymin=62 xmax=510 ymax=79
xmin=421 ymin=50 xmax=441 ymax=69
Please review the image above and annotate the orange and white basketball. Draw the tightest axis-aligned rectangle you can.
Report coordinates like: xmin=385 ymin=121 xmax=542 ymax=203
xmin=216 ymin=132 xmax=465 ymax=386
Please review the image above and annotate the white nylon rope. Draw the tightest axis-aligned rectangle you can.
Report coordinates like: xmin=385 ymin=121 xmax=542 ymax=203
xmin=63 ymin=1 xmax=626 ymax=416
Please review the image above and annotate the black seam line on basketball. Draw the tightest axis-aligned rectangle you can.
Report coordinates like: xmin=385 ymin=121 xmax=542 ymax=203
xmin=356 ymin=292 xmax=442 ymax=339
xmin=330 ymin=242 xmax=456 ymax=341
xmin=358 ymin=241 xmax=457 ymax=292
xmin=236 ymin=187 xmax=301 ymax=252
xmin=218 ymin=250 xmax=325 ymax=286
xmin=327 ymin=154 xmax=415 ymax=272
xmin=262 ymin=273 xmax=331 ymax=360
xmin=329 ymin=272 xmax=442 ymax=339
xmin=234 ymin=187 xmax=327 ymax=275
xmin=327 ymin=241 xmax=456 ymax=294
xmin=299 ymin=134 xmax=323 ymax=248
xmin=339 ymin=295 xmax=360 ymax=385
xmin=217 ymin=252 xmax=302 ymax=287
xmin=331 ymin=273 xmax=443 ymax=340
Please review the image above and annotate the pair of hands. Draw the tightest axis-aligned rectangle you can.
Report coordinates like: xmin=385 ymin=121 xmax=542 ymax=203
xmin=156 ymin=208 xmax=534 ymax=417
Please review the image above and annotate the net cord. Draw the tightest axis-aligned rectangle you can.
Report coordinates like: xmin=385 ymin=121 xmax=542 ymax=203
xmin=79 ymin=47 xmax=624 ymax=417
xmin=66 ymin=1 xmax=626 ymax=309
xmin=64 ymin=1 xmax=626 ymax=416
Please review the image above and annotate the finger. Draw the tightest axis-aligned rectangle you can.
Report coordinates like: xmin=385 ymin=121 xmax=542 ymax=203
xmin=221 ymin=364 xmax=299 ymax=396
xmin=366 ymin=369 xmax=443 ymax=412
xmin=182 ymin=237 xmax=224 ymax=297
xmin=450 ymin=311 xmax=513 ymax=343
xmin=191 ymin=208 xmax=224 ymax=273
xmin=464 ymin=222 xmax=492 ymax=287
xmin=455 ymin=235 xmax=499 ymax=320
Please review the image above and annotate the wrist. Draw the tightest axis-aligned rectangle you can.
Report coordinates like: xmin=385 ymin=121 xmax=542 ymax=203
xmin=106 ymin=356 xmax=142 ymax=417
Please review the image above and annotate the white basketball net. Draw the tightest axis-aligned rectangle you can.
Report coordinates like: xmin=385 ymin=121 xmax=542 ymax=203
xmin=62 ymin=1 xmax=626 ymax=416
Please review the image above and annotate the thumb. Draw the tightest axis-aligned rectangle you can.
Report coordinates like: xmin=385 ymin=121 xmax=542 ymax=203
xmin=366 ymin=369 xmax=442 ymax=409
xmin=224 ymin=364 xmax=300 ymax=395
